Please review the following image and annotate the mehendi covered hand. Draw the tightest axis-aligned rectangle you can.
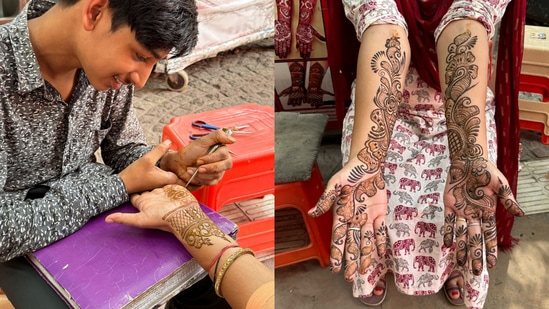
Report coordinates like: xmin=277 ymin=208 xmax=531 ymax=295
xmin=275 ymin=0 xmax=292 ymax=58
xmin=442 ymin=157 xmax=524 ymax=275
xmin=278 ymin=62 xmax=306 ymax=106
xmin=304 ymin=62 xmax=334 ymax=107
xmin=295 ymin=0 xmax=325 ymax=59
xmin=440 ymin=29 xmax=524 ymax=276
xmin=308 ymin=157 xmax=387 ymax=282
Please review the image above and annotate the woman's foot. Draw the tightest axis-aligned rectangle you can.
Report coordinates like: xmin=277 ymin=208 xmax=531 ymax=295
xmin=359 ymin=277 xmax=387 ymax=306
xmin=444 ymin=270 xmax=464 ymax=306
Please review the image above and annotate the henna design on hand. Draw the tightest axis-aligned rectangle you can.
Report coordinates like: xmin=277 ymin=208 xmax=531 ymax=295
xmin=304 ymin=62 xmax=334 ymax=107
xmin=468 ymin=233 xmax=483 ymax=274
xmin=483 ymin=215 xmax=498 ymax=268
xmin=360 ymin=230 xmax=374 ymax=274
xmin=455 ymin=224 xmax=468 ymax=266
xmin=345 ymin=218 xmax=362 ymax=281
xmin=443 ymin=30 xmax=523 ymax=275
xmin=164 ymin=185 xmax=197 ymax=205
xmin=443 ymin=213 xmax=456 ymax=248
xmin=275 ymin=0 xmax=292 ymax=58
xmin=162 ymin=186 xmax=231 ymax=248
xmin=310 ymin=35 xmax=405 ymax=278
xmin=295 ymin=0 xmax=326 ymax=58
xmin=375 ymin=222 xmax=387 ymax=256
xmin=278 ymin=62 xmax=306 ymax=106
xmin=443 ymin=30 xmax=490 ymax=275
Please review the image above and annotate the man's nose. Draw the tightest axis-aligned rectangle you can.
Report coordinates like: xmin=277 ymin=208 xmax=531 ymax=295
xmin=131 ymin=64 xmax=155 ymax=89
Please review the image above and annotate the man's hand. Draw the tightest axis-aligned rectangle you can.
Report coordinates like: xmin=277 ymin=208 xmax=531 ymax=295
xmin=159 ymin=129 xmax=235 ymax=188
xmin=308 ymin=157 xmax=387 ymax=282
xmin=119 ymin=140 xmax=180 ymax=194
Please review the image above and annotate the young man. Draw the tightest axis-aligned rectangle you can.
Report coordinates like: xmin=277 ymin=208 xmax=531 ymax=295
xmin=0 ymin=0 xmax=234 ymax=306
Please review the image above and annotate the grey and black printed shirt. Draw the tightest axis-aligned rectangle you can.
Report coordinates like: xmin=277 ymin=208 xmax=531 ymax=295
xmin=0 ymin=0 xmax=153 ymax=261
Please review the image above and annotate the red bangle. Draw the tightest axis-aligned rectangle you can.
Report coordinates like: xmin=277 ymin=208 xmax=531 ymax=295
xmin=206 ymin=244 xmax=238 ymax=273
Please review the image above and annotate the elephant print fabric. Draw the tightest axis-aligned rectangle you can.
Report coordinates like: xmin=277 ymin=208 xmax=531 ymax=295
xmin=341 ymin=65 xmax=498 ymax=305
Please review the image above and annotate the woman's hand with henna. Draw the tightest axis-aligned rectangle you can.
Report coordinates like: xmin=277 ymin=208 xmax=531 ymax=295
xmin=278 ymin=62 xmax=306 ymax=106
xmin=106 ymin=185 xmax=200 ymax=233
xmin=308 ymin=157 xmax=387 ymax=282
xmin=442 ymin=157 xmax=524 ymax=276
xmin=295 ymin=0 xmax=325 ymax=59
xmin=275 ymin=0 xmax=292 ymax=58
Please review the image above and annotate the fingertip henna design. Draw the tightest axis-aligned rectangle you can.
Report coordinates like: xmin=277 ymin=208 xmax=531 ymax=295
xmin=310 ymin=189 xmax=338 ymax=217
xmin=330 ymin=244 xmax=343 ymax=272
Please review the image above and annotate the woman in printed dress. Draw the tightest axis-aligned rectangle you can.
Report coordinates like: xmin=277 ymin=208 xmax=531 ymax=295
xmin=308 ymin=1 xmax=525 ymax=308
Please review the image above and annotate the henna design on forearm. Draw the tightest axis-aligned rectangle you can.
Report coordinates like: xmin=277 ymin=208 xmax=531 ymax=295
xmin=305 ymin=62 xmax=334 ymax=107
xmin=443 ymin=30 xmax=496 ymax=274
xmin=162 ymin=186 xmax=231 ymax=248
xmin=324 ymin=36 xmax=405 ymax=273
xmin=444 ymin=30 xmax=491 ymax=217
xmin=356 ymin=35 xmax=405 ymax=174
xmin=278 ymin=62 xmax=306 ymax=106
xmin=275 ymin=0 xmax=292 ymax=58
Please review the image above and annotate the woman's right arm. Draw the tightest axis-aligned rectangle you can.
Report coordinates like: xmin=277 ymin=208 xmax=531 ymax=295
xmin=308 ymin=0 xmax=410 ymax=281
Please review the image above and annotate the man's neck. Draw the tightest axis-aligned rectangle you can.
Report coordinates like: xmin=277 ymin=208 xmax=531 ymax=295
xmin=27 ymin=4 xmax=81 ymax=100
xmin=27 ymin=4 xmax=81 ymax=78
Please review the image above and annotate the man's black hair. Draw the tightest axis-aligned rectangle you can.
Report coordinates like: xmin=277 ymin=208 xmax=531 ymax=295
xmin=59 ymin=0 xmax=198 ymax=58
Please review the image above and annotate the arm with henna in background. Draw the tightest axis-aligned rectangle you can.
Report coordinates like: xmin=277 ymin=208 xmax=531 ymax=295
xmin=278 ymin=62 xmax=307 ymax=106
xmin=436 ymin=20 xmax=524 ymax=276
xmin=308 ymin=24 xmax=410 ymax=282
xmin=275 ymin=0 xmax=293 ymax=58
xmin=304 ymin=61 xmax=334 ymax=107
xmin=295 ymin=0 xmax=326 ymax=58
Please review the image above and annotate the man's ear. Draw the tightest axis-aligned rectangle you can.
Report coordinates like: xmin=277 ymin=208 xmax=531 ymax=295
xmin=82 ymin=0 xmax=109 ymax=31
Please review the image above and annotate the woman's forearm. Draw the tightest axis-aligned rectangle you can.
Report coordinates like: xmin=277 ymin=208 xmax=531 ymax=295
xmin=436 ymin=20 xmax=490 ymax=160
xmin=351 ymin=24 xmax=411 ymax=166
xmin=164 ymin=205 xmax=272 ymax=309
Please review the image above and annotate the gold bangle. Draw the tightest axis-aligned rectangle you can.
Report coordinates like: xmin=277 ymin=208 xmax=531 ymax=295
xmin=214 ymin=248 xmax=255 ymax=297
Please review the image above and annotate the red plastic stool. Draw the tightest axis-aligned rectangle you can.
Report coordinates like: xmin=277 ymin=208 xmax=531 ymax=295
xmin=519 ymin=74 xmax=549 ymax=144
xmin=274 ymin=112 xmax=331 ymax=268
xmin=162 ymin=103 xmax=274 ymax=255
xmin=519 ymin=26 xmax=549 ymax=144
xmin=275 ymin=162 xmax=332 ymax=268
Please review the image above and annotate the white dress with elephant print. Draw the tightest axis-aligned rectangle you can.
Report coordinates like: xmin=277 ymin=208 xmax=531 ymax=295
xmin=341 ymin=64 xmax=497 ymax=309
xmin=340 ymin=1 xmax=509 ymax=308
